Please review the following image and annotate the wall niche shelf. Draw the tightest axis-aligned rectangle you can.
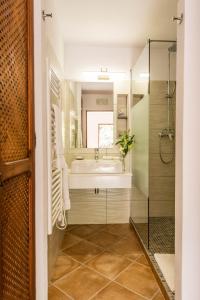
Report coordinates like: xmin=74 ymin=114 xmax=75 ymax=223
xmin=116 ymin=94 xmax=128 ymax=137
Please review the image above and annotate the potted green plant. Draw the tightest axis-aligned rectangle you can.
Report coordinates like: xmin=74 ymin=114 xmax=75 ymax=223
xmin=115 ymin=131 xmax=135 ymax=171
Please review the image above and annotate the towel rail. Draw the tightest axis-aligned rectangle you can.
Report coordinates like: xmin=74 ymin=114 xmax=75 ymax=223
xmin=47 ymin=64 xmax=62 ymax=234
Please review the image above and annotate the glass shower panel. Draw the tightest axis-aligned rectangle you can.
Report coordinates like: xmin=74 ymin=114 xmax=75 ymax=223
xmin=131 ymin=44 xmax=150 ymax=249
xmin=149 ymin=41 xmax=176 ymax=254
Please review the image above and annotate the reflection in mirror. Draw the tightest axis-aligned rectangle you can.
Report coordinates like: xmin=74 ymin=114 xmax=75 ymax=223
xmin=69 ymin=82 xmax=114 ymax=149
xmin=86 ymin=111 xmax=113 ymax=148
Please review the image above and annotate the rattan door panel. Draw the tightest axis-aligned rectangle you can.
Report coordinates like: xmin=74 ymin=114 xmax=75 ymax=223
xmin=0 ymin=0 xmax=35 ymax=299
xmin=0 ymin=174 xmax=30 ymax=300
xmin=0 ymin=0 xmax=29 ymax=162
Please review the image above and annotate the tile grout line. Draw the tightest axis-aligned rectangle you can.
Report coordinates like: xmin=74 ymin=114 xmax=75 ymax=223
xmin=50 ymin=225 xmax=162 ymax=300
xmin=52 ymin=248 xmax=148 ymax=298
xmin=150 ymin=289 xmax=161 ymax=300
xmin=111 ymin=280 xmax=150 ymax=300
xmin=56 ymin=236 xmax=138 ymax=270
xmin=67 ymin=224 xmax=135 ymax=240
xmin=51 ymin=284 xmax=74 ymax=300
xmin=53 ymin=265 xmax=83 ymax=285
xmin=61 ymin=232 xmax=129 ymax=261
xmin=110 ymin=261 xmax=151 ymax=300
xmin=111 ymin=260 xmax=159 ymax=300
xmin=83 ymin=260 xmax=128 ymax=281
xmin=52 ymin=249 xmax=109 ymax=285
xmin=88 ymin=281 xmax=112 ymax=300
xmin=111 ymin=260 xmax=139 ymax=281
xmin=63 ymin=238 xmax=106 ymax=254
xmin=52 ymin=254 xmax=112 ymax=300
xmin=85 ymin=261 xmax=149 ymax=300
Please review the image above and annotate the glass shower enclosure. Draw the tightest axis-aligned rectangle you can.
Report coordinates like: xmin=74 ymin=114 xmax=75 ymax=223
xmin=131 ymin=40 xmax=176 ymax=256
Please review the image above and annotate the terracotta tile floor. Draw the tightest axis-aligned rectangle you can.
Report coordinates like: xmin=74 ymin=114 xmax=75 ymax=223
xmin=49 ymin=224 xmax=165 ymax=300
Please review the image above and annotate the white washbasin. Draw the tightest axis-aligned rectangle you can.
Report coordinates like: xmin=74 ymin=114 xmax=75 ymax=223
xmin=71 ymin=159 xmax=123 ymax=174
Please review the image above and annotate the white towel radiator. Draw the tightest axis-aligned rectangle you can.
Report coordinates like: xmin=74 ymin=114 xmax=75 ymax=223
xmin=47 ymin=65 xmax=62 ymax=235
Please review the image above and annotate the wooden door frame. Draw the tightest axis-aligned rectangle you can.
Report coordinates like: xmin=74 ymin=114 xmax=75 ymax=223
xmin=28 ymin=0 xmax=35 ymax=297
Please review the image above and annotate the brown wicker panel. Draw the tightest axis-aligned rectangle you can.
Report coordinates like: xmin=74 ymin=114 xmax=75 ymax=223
xmin=0 ymin=174 xmax=30 ymax=300
xmin=0 ymin=0 xmax=29 ymax=162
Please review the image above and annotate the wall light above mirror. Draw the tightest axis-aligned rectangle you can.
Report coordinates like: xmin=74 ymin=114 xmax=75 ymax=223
xmin=82 ymin=69 xmax=126 ymax=82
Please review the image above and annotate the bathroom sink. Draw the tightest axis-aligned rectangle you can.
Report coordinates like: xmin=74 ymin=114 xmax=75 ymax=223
xmin=69 ymin=159 xmax=132 ymax=188
xmin=71 ymin=159 xmax=123 ymax=174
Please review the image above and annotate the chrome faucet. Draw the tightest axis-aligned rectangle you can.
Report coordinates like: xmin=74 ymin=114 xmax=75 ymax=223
xmin=94 ymin=148 xmax=99 ymax=161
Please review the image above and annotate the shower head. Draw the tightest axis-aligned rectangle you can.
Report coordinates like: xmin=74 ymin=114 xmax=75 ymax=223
xmin=168 ymin=43 xmax=177 ymax=53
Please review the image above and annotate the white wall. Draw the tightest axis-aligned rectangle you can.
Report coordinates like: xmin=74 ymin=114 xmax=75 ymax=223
xmin=34 ymin=0 xmax=48 ymax=299
xmin=176 ymin=0 xmax=200 ymax=299
xmin=64 ymin=45 xmax=142 ymax=80
xmin=46 ymin=0 xmax=65 ymax=69
xmin=132 ymin=44 xmax=149 ymax=80
xmin=34 ymin=1 xmax=66 ymax=299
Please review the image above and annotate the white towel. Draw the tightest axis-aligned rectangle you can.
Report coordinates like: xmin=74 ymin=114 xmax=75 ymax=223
xmin=59 ymin=155 xmax=71 ymax=210
xmin=53 ymin=104 xmax=64 ymax=156
xmin=53 ymin=104 xmax=71 ymax=210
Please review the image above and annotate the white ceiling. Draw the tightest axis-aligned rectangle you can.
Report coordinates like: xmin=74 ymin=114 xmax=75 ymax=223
xmin=55 ymin=0 xmax=177 ymax=47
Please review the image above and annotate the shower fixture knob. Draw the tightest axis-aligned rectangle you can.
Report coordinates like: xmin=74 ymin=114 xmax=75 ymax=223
xmin=172 ymin=14 xmax=183 ymax=24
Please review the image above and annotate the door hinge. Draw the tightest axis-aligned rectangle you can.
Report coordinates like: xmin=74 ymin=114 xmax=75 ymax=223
xmin=34 ymin=133 xmax=36 ymax=148
xmin=42 ymin=10 xmax=53 ymax=21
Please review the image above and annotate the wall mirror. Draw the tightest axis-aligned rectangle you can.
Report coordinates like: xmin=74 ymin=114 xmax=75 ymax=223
xmin=68 ymin=82 xmax=114 ymax=149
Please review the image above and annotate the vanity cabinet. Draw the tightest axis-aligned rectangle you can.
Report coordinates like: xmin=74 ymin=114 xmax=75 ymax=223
xmin=68 ymin=188 xmax=133 ymax=224
xmin=68 ymin=189 xmax=107 ymax=224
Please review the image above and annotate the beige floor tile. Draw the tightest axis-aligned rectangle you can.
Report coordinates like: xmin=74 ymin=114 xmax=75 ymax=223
xmin=115 ymin=262 xmax=159 ymax=299
xmin=54 ymin=266 xmax=109 ymax=300
xmin=50 ymin=224 xmax=162 ymax=300
xmin=86 ymin=230 xmax=122 ymax=249
xmin=126 ymin=253 xmax=142 ymax=261
xmin=152 ymin=291 xmax=165 ymax=300
xmin=61 ymin=232 xmax=82 ymax=250
xmin=86 ymin=251 xmax=132 ymax=279
xmin=63 ymin=240 xmax=103 ymax=263
xmin=136 ymin=254 xmax=149 ymax=266
xmin=109 ymin=236 xmax=143 ymax=259
xmin=65 ymin=225 xmax=78 ymax=231
xmin=69 ymin=224 xmax=102 ymax=238
xmin=48 ymin=286 xmax=71 ymax=300
xmin=51 ymin=253 xmax=80 ymax=282
xmin=92 ymin=282 xmax=145 ymax=300
xmin=105 ymin=224 xmax=137 ymax=238
xmin=87 ymin=224 xmax=107 ymax=231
